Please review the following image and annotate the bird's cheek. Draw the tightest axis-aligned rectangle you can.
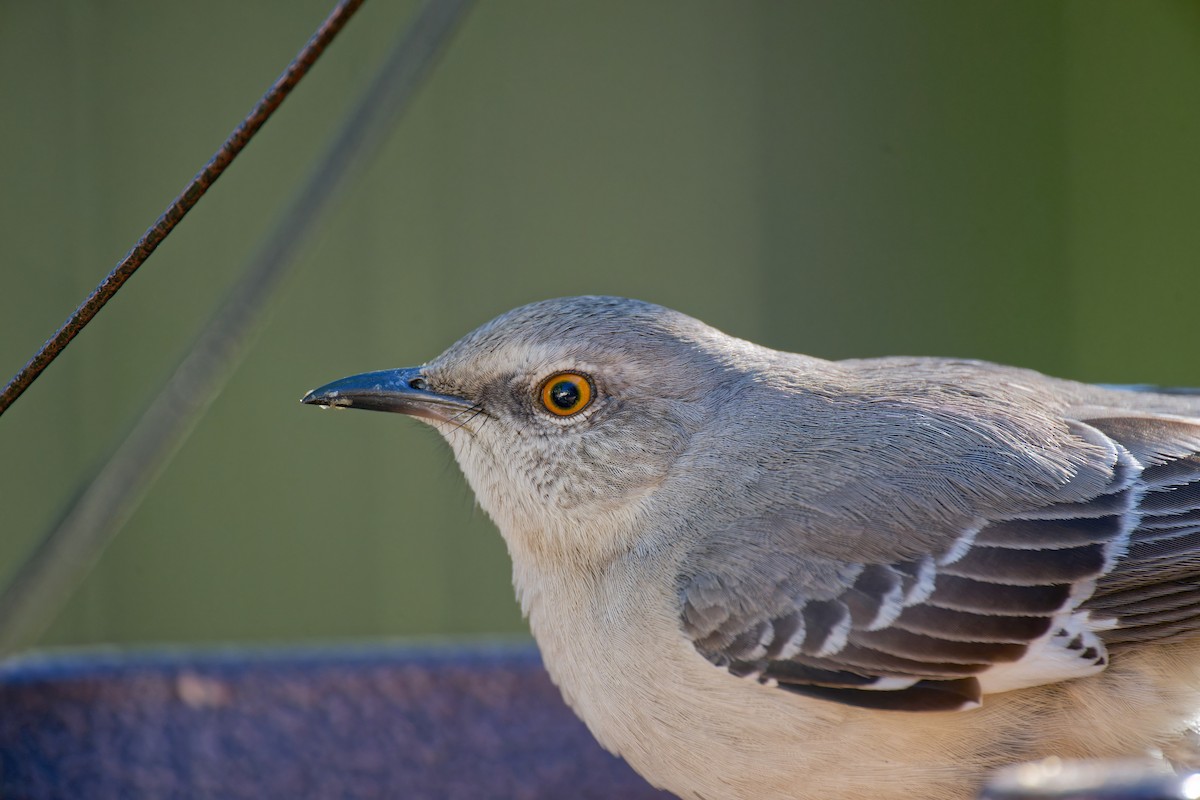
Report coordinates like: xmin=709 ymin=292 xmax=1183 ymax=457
xmin=551 ymin=429 xmax=683 ymax=510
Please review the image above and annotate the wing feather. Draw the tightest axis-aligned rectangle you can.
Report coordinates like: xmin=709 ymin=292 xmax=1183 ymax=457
xmin=678 ymin=404 xmax=1200 ymax=712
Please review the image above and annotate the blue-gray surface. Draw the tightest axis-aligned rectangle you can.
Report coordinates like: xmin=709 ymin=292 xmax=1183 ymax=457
xmin=0 ymin=643 xmax=672 ymax=799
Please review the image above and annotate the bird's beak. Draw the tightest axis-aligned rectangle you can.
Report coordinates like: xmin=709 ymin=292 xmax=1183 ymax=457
xmin=301 ymin=367 xmax=476 ymax=424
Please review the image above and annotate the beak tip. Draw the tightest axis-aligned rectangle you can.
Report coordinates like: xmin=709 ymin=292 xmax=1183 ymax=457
xmin=301 ymin=388 xmax=352 ymax=408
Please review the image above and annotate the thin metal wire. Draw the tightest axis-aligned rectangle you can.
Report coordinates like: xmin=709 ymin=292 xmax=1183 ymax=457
xmin=0 ymin=0 xmax=366 ymax=417
xmin=0 ymin=0 xmax=476 ymax=656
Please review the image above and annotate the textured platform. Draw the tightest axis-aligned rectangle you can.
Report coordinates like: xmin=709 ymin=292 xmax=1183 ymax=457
xmin=0 ymin=643 xmax=672 ymax=799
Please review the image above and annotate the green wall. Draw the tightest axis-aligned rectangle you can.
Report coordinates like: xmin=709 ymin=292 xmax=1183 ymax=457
xmin=1 ymin=1 xmax=1197 ymax=650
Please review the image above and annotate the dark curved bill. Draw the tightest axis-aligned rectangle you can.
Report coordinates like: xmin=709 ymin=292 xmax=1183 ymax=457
xmin=301 ymin=367 xmax=475 ymax=424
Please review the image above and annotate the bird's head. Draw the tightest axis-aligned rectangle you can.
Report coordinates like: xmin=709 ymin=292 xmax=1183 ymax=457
xmin=302 ymin=296 xmax=743 ymax=564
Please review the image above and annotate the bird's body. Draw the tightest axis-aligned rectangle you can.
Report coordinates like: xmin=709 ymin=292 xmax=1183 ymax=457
xmin=304 ymin=297 xmax=1200 ymax=799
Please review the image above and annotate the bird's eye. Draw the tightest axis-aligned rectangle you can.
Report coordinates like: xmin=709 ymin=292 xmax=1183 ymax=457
xmin=539 ymin=372 xmax=593 ymax=417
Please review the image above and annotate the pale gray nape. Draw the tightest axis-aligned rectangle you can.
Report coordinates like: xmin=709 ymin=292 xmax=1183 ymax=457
xmin=304 ymin=296 xmax=1200 ymax=800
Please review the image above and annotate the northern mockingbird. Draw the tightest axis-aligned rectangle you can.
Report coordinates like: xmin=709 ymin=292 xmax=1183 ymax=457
xmin=302 ymin=296 xmax=1200 ymax=800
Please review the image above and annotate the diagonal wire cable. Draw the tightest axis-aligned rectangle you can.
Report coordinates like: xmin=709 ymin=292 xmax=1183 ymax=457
xmin=0 ymin=0 xmax=475 ymax=657
xmin=0 ymin=0 xmax=367 ymax=418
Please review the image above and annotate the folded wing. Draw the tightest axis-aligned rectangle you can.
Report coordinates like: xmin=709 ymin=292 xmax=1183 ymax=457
xmin=678 ymin=406 xmax=1200 ymax=712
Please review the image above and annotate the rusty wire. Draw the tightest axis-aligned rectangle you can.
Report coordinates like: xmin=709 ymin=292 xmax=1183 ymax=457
xmin=0 ymin=0 xmax=475 ymax=657
xmin=0 ymin=0 xmax=367 ymax=417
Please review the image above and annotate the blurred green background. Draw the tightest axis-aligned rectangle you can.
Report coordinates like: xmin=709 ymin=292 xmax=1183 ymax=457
xmin=0 ymin=1 xmax=1197 ymax=651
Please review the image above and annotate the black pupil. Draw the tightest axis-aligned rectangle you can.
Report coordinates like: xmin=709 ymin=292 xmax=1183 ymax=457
xmin=549 ymin=380 xmax=580 ymax=410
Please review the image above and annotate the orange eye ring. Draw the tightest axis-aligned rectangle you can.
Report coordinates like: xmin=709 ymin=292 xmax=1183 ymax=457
xmin=539 ymin=372 xmax=594 ymax=416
